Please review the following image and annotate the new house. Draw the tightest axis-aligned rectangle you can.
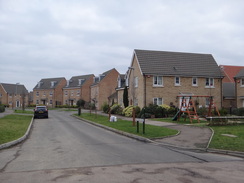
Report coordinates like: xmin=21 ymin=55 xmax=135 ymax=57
xmin=0 ymin=83 xmax=28 ymax=108
xmin=127 ymin=49 xmax=224 ymax=109
xmin=220 ymin=65 xmax=244 ymax=108
xmin=33 ymin=77 xmax=66 ymax=107
xmin=90 ymin=68 xmax=119 ymax=110
xmin=234 ymin=68 xmax=244 ymax=108
xmin=63 ymin=74 xmax=94 ymax=106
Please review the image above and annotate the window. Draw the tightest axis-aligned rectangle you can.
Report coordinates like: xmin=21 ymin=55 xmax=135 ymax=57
xmin=134 ymin=77 xmax=138 ymax=87
xmin=206 ymin=78 xmax=214 ymax=87
xmin=50 ymin=100 xmax=53 ymax=104
xmin=71 ymin=91 xmax=74 ymax=96
xmin=43 ymin=92 xmax=46 ymax=96
xmin=192 ymin=77 xmax=198 ymax=86
xmin=36 ymin=100 xmax=39 ymax=104
xmin=50 ymin=91 xmax=53 ymax=96
xmin=153 ymin=76 xmax=163 ymax=86
xmin=153 ymin=98 xmax=163 ymax=105
xmin=77 ymin=90 xmax=80 ymax=96
xmin=36 ymin=92 xmax=39 ymax=97
xmin=241 ymin=79 xmax=244 ymax=86
xmin=65 ymin=91 xmax=68 ymax=96
xmin=175 ymin=77 xmax=180 ymax=86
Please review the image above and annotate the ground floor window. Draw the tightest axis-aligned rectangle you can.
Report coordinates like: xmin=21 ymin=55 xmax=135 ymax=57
xmin=153 ymin=98 xmax=163 ymax=105
xmin=50 ymin=100 xmax=53 ymax=104
xmin=36 ymin=100 xmax=39 ymax=104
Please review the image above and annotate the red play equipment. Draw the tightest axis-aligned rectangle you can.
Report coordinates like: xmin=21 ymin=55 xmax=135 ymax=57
xmin=174 ymin=95 xmax=220 ymax=123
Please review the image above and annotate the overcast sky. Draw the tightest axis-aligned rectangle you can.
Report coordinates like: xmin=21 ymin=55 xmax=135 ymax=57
xmin=1 ymin=0 xmax=244 ymax=91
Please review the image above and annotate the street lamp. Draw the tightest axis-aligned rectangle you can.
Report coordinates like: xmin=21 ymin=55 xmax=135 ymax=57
xmin=128 ymin=67 xmax=135 ymax=106
xmin=15 ymin=83 xmax=20 ymax=109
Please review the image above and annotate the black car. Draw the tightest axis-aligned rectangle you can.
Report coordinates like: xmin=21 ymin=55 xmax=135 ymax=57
xmin=34 ymin=106 xmax=48 ymax=118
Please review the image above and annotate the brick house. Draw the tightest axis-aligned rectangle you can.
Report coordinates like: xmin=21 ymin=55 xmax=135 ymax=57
xmin=220 ymin=65 xmax=244 ymax=108
xmin=116 ymin=74 xmax=127 ymax=108
xmin=0 ymin=83 xmax=28 ymax=108
xmin=234 ymin=68 xmax=244 ymax=108
xmin=90 ymin=68 xmax=119 ymax=110
xmin=33 ymin=77 xmax=66 ymax=107
xmin=127 ymin=49 xmax=224 ymax=109
xmin=63 ymin=74 xmax=94 ymax=106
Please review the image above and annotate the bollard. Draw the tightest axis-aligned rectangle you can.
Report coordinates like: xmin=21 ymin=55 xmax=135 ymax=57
xmin=137 ymin=120 xmax=139 ymax=133
xmin=143 ymin=119 xmax=145 ymax=134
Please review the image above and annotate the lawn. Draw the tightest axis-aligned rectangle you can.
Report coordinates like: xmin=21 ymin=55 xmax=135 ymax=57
xmin=209 ymin=125 xmax=244 ymax=152
xmin=76 ymin=113 xmax=178 ymax=139
xmin=14 ymin=109 xmax=34 ymax=114
xmin=153 ymin=117 xmax=244 ymax=152
xmin=0 ymin=115 xmax=33 ymax=144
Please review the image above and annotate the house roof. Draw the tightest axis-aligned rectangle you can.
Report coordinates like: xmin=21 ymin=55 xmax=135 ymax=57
xmin=220 ymin=65 xmax=244 ymax=82
xmin=134 ymin=49 xmax=224 ymax=78
xmin=91 ymin=68 xmax=117 ymax=86
xmin=33 ymin=77 xmax=66 ymax=90
xmin=0 ymin=83 xmax=28 ymax=94
xmin=234 ymin=68 xmax=244 ymax=78
xmin=64 ymin=74 xmax=94 ymax=89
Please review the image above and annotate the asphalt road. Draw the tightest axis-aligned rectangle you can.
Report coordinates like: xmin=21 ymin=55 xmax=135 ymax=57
xmin=0 ymin=110 xmax=243 ymax=182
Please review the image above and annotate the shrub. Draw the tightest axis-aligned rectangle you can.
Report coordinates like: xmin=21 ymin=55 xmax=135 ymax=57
xmin=167 ymin=107 xmax=177 ymax=117
xmin=110 ymin=104 xmax=123 ymax=115
xmin=102 ymin=102 xmax=110 ymax=113
xmin=139 ymin=104 xmax=166 ymax=118
xmin=0 ymin=104 xmax=5 ymax=113
xmin=219 ymin=108 xmax=228 ymax=116
xmin=122 ymin=105 xmax=140 ymax=117
xmin=197 ymin=107 xmax=208 ymax=117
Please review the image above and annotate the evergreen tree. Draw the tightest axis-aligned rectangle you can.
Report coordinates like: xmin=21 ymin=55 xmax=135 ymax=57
xmin=123 ymin=86 xmax=129 ymax=108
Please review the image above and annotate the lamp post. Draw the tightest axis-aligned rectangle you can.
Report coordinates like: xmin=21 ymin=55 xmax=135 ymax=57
xmin=128 ymin=67 xmax=135 ymax=106
xmin=15 ymin=83 xmax=20 ymax=109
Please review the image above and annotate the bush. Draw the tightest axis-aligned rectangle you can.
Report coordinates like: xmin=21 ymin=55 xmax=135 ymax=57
xmin=139 ymin=104 xmax=166 ymax=118
xmin=110 ymin=104 xmax=123 ymax=115
xmin=233 ymin=107 xmax=244 ymax=116
xmin=102 ymin=102 xmax=110 ymax=113
xmin=197 ymin=107 xmax=208 ymax=117
xmin=0 ymin=104 xmax=5 ymax=113
xmin=219 ymin=108 xmax=228 ymax=116
xmin=122 ymin=105 xmax=140 ymax=117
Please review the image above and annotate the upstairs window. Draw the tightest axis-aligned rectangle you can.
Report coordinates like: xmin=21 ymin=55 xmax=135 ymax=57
xmin=134 ymin=77 xmax=138 ymax=87
xmin=153 ymin=76 xmax=163 ymax=86
xmin=241 ymin=78 xmax=244 ymax=86
xmin=192 ymin=77 xmax=198 ymax=86
xmin=36 ymin=92 xmax=39 ymax=97
xmin=175 ymin=77 xmax=180 ymax=86
xmin=206 ymin=78 xmax=214 ymax=87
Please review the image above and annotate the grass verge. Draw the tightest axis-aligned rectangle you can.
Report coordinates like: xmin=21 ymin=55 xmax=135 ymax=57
xmin=209 ymin=125 xmax=244 ymax=152
xmin=0 ymin=114 xmax=32 ymax=145
xmin=14 ymin=109 xmax=34 ymax=114
xmin=75 ymin=113 xmax=178 ymax=139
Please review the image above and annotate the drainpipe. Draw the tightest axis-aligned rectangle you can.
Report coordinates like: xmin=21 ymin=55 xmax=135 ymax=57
xmin=143 ymin=74 xmax=146 ymax=107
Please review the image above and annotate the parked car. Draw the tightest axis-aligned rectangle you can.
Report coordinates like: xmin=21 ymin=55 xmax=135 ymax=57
xmin=34 ymin=105 xmax=48 ymax=118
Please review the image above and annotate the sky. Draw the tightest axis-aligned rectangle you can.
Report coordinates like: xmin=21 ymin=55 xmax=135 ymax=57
xmin=0 ymin=0 xmax=244 ymax=91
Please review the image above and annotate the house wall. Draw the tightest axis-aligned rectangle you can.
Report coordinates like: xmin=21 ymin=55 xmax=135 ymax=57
xmin=54 ymin=78 xmax=66 ymax=106
xmin=128 ymin=56 xmax=222 ymax=109
xmin=0 ymin=85 xmax=8 ymax=105
xmin=117 ymin=89 xmax=124 ymax=107
xmin=63 ymin=88 xmax=81 ymax=106
xmin=97 ymin=69 xmax=119 ymax=110
xmin=91 ymin=69 xmax=119 ymax=110
xmin=81 ymin=76 xmax=94 ymax=103
xmin=91 ymin=85 xmax=99 ymax=108
xmin=33 ymin=89 xmax=55 ymax=107
xmin=236 ymin=78 xmax=244 ymax=108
